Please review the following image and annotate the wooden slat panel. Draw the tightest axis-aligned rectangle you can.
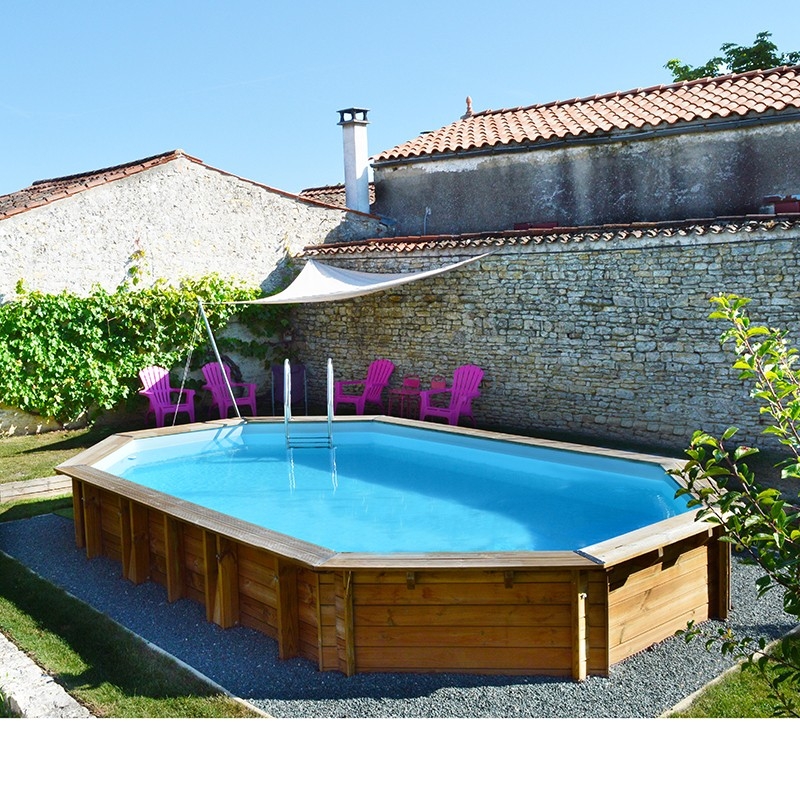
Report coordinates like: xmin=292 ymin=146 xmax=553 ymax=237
xmin=610 ymin=582 xmax=710 ymax=645
xmin=610 ymin=562 xmax=708 ymax=617
xmin=353 ymin=603 xmax=573 ymax=627
xmin=354 ymin=645 xmax=573 ymax=673
xmin=610 ymin=599 xmax=711 ymax=663
xmin=239 ymin=596 xmax=278 ymax=631
xmin=353 ymin=581 xmax=573 ymax=606
xmin=608 ymin=546 xmax=707 ymax=597
xmin=354 ymin=625 xmax=573 ymax=648
xmin=351 ymin=568 xmax=578 ymax=585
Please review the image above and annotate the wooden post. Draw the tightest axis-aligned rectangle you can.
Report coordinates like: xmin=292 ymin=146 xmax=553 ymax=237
xmin=202 ymin=530 xmax=217 ymax=623
xmin=314 ymin=572 xmax=324 ymax=671
xmin=710 ymin=526 xmax=732 ymax=619
xmin=126 ymin=503 xmax=150 ymax=584
xmin=215 ymin=535 xmax=240 ymax=629
xmin=276 ymin=559 xmax=299 ymax=660
xmin=82 ymin=484 xmax=102 ymax=559
xmin=164 ymin=515 xmax=185 ymax=603
xmin=571 ymin=570 xmax=589 ymax=681
xmin=342 ymin=571 xmax=356 ymax=677
xmin=72 ymin=479 xmax=86 ymax=549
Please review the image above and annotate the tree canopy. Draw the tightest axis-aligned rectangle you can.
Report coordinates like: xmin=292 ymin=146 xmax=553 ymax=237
xmin=665 ymin=31 xmax=800 ymax=82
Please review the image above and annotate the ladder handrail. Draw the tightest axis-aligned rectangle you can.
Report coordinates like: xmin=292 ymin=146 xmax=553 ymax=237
xmin=284 ymin=358 xmax=334 ymax=449
xmin=326 ymin=358 xmax=334 ymax=444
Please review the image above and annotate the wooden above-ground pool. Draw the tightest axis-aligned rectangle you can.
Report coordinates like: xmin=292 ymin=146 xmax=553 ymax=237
xmin=57 ymin=417 xmax=729 ymax=679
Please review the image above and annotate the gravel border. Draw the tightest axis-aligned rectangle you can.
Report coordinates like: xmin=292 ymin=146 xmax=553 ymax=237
xmin=0 ymin=513 xmax=795 ymax=718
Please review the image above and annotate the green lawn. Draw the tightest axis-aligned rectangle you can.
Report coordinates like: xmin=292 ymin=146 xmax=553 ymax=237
xmin=0 ymin=424 xmax=132 ymax=483
xmin=0 ymin=549 xmax=262 ymax=718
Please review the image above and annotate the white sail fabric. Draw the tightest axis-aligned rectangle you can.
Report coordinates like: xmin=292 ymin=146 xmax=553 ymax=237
xmin=245 ymin=251 xmax=489 ymax=304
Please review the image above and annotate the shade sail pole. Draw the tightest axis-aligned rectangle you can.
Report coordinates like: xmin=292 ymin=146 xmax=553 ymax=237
xmin=197 ymin=299 xmax=242 ymax=421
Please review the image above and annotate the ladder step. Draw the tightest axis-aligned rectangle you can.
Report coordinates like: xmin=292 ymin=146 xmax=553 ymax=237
xmin=287 ymin=436 xmax=333 ymax=449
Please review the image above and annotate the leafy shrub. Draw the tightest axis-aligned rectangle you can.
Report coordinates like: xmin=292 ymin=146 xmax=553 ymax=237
xmin=0 ymin=273 xmax=288 ymax=423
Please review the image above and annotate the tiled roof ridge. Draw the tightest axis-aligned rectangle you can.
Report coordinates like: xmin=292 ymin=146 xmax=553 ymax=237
xmin=305 ymin=214 xmax=800 ymax=255
xmin=29 ymin=149 xmax=192 ymax=187
xmin=374 ymin=65 xmax=800 ymax=163
xmin=468 ymin=65 xmax=799 ymax=119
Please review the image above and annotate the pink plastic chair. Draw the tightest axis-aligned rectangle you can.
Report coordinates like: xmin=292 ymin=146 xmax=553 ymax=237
xmin=138 ymin=366 xmax=196 ymax=427
xmin=419 ymin=364 xmax=484 ymax=426
xmin=334 ymin=359 xmax=395 ymax=415
xmin=201 ymin=362 xmax=258 ymax=419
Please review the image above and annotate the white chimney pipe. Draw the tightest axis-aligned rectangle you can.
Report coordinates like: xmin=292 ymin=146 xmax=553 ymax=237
xmin=338 ymin=108 xmax=370 ymax=213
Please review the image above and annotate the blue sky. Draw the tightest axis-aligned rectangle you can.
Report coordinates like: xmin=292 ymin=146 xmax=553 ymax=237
xmin=3 ymin=1 xmax=800 ymax=198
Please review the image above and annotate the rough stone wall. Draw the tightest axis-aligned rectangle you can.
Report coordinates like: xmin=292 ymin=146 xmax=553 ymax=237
xmin=0 ymin=156 xmax=387 ymax=300
xmin=291 ymin=226 xmax=800 ymax=455
xmin=373 ymin=120 xmax=800 ymax=236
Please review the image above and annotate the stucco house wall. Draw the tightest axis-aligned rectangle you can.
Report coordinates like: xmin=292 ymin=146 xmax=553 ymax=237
xmin=0 ymin=153 xmax=387 ymax=300
xmin=290 ymin=220 xmax=800 ymax=455
xmin=372 ymin=120 xmax=800 ymax=236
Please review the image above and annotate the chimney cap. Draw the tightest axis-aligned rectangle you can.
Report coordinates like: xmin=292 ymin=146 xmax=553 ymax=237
xmin=338 ymin=108 xmax=370 ymax=125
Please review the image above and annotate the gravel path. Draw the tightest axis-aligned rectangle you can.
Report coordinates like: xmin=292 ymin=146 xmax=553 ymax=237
xmin=0 ymin=514 xmax=795 ymax=718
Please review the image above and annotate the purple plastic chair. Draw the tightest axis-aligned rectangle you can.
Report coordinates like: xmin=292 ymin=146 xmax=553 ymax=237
xmin=334 ymin=359 xmax=395 ymax=415
xmin=419 ymin=364 xmax=484 ymax=426
xmin=201 ymin=362 xmax=258 ymax=419
xmin=138 ymin=366 xmax=196 ymax=427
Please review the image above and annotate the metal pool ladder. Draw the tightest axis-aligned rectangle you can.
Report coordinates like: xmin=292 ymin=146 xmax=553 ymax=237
xmin=284 ymin=358 xmax=334 ymax=449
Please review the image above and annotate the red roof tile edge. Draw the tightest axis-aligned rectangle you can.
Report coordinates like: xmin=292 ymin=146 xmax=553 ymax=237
xmin=304 ymin=214 xmax=800 ymax=255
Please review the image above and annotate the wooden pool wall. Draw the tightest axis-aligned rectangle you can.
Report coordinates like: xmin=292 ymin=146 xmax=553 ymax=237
xmin=58 ymin=420 xmax=729 ymax=679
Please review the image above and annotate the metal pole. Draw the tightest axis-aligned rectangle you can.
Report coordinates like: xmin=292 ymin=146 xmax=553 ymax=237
xmin=197 ymin=299 xmax=242 ymax=420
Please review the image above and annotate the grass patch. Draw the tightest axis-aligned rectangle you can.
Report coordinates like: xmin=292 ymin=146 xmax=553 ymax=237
xmin=0 ymin=551 xmax=261 ymax=718
xmin=0 ymin=425 xmax=134 ymax=483
xmin=670 ymin=639 xmax=800 ymax=718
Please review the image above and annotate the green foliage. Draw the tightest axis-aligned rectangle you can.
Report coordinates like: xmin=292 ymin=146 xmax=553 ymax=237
xmin=665 ymin=31 xmax=800 ymax=81
xmin=671 ymin=294 xmax=800 ymax=717
xmin=0 ymin=270 xmax=289 ymax=423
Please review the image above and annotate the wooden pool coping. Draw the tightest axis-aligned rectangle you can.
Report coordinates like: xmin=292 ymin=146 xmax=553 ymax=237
xmin=56 ymin=415 xmax=709 ymax=571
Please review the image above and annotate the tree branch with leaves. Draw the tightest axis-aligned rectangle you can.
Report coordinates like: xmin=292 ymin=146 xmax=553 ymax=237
xmin=665 ymin=31 xmax=800 ymax=81
xmin=672 ymin=294 xmax=800 ymax=716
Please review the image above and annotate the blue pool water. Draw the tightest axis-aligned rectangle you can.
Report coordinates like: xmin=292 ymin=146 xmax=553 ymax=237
xmin=95 ymin=421 xmax=689 ymax=553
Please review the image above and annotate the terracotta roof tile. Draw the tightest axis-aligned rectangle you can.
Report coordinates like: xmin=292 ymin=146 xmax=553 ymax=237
xmin=304 ymin=214 xmax=800 ymax=256
xmin=299 ymin=183 xmax=376 ymax=208
xmin=374 ymin=66 xmax=800 ymax=164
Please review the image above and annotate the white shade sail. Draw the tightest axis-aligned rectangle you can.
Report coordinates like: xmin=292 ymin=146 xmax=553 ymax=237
xmin=243 ymin=251 xmax=490 ymax=304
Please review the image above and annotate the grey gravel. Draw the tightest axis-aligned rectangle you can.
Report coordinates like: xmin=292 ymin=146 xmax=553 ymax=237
xmin=0 ymin=514 xmax=795 ymax=718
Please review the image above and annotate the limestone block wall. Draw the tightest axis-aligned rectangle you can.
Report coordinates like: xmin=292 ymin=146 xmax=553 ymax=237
xmin=0 ymin=156 xmax=387 ymax=300
xmin=291 ymin=224 xmax=800 ymax=454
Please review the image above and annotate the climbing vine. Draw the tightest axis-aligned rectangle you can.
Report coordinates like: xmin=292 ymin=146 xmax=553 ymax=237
xmin=0 ymin=273 xmax=289 ymax=423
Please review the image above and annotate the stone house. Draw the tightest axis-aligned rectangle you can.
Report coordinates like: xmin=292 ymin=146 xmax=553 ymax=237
xmin=0 ymin=148 xmax=388 ymax=429
xmin=288 ymin=68 xmax=800 ymax=455
xmin=0 ymin=148 xmax=388 ymax=301
xmin=370 ymin=66 xmax=800 ymax=235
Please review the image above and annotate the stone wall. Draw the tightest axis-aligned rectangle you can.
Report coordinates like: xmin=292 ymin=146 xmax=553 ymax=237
xmin=291 ymin=223 xmax=800 ymax=455
xmin=0 ymin=155 xmax=387 ymax=300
